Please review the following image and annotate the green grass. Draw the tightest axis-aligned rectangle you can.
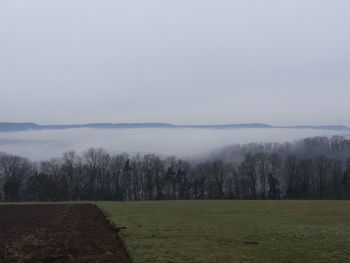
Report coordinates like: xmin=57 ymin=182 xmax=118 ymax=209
xmin=97 ymin=200 xmax=350 ymax=263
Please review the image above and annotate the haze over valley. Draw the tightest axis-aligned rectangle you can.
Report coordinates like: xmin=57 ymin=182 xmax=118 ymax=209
xmin=0 ymin=124 xmax=349 ymax=161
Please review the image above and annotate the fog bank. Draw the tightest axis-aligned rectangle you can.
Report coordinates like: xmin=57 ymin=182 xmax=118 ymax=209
xmin=0 ymin=128 xmax=349 ymax=161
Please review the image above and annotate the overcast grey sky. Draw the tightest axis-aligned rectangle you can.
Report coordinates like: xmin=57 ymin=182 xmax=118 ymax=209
xmin=0 ymin=0 xmax=349 ymax=126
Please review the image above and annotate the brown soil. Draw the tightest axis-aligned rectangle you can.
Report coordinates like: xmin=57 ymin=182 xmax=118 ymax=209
xmin=0 ymin=204 xmax=130 ymax=263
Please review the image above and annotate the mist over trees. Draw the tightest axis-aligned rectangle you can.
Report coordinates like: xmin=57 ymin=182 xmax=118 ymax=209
xmin=1 ymin=135 xmax=350 ymax=202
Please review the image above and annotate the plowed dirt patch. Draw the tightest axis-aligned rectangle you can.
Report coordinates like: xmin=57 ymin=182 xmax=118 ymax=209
xmin=0 ymin=204 xmax=130 ymax=263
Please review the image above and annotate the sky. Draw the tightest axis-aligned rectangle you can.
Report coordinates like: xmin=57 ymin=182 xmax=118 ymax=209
xmin=0 ymin=0 xmax=349 ymax=126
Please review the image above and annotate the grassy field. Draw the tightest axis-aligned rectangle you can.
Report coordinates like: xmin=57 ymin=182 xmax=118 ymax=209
xmin=97 ymin=200 xmax=350 ymax=263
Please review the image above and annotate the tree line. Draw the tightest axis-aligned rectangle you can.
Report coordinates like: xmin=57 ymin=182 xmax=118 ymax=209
xmin=1 ymin=135 xmax=350 ymax=201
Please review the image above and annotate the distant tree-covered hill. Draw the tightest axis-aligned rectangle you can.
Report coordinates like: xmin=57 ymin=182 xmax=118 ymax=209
xmin=0 ymin=121 xmax=349 ymax=132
